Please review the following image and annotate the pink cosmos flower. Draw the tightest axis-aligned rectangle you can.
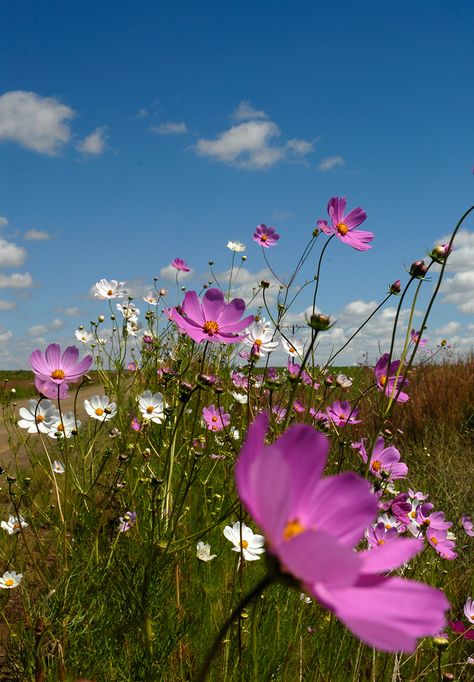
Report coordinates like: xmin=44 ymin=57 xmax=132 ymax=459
xmin=366 ymin=522 xmax=398 ymax=549
xmin=30 ymin=344 xmax=93 ymax=398
xmin=202 ymin=404 xmax=230 ymax=431
xmin=416 ymin=504 xmax=452 ymax=531
xmin=374 ymin=353 xmax=409 ymax=403
xmin=366 ymin=437 xmax=408 ymax=481
xmin=236 ymin=414 xmax=449 ymax=651
xmin=426 ymin=528 xmax=458 ymax=560
xmin=410 ymin=329 xmax=427 ymax=347
xmin=253 ymin=224 xmax=280 ymax=248
xmin=326 ymin=400 xmax=361 ymax=427
xmin=169 ymin=288 xmax=254 ymax=344
xmin=461 ymin=515 xmax=474 ymax=537
xmin=449 ymin=620 xmax=474 ymax=640
xmin=317 ymin=197 xmax=374 ymax=251
xmin=171 ymin=258 xmax=190 ymax=272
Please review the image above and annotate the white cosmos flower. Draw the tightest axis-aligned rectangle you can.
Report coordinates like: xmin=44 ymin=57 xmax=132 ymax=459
xmin=0 ymin=571 xmax=22 ymax=589
xmin=281 ymin=336 xmax=304 ymax=359
xmin=138 ymin=390 xmax=165 ymax=424
xmin=223 ymin=521 xmax=265 ymax=561
xmin=227 ymin=241 xmax=246 ymax=252
xmin=1 ymin=515 xmax=28 ymax=535
xmin=47 ymin=412 xmax=81 ymax=439
xmin=336 ymin=373 xmax=353 ymax=389
xmin=117 ymin=302 xmax=140 ymax=321
xmin=143 ymin=293 xmax=158 ymax=304
xmin=75 ymin=329 xmax=94 ymax=344
xmin=243 ymin=319 xmax=279 ymax=356
xmin=94 ymin=279 xmax=127 ymax=299
xmin=464 ymin=597 xmax=474 ymax=624
xmin=52 ymin=460 xmax=65 ymax=474
xmin=196 ymin=541 xmax=217 ymax=562
xmin=18 ymin=399 xmax=59 ymax=434
xmin=231 ymin=391 xmax=248 ymax=404
xmin=84 ymin=395 xmax=117 ymax=422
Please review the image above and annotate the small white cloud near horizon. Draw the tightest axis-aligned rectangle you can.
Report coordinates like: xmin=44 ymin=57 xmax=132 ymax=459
xmin=318 ymin=155 xmax=346 ymax=172
xmin=0 ymin=90 xmax=75 ymax=155
xmin=195 ymin=114 xmax=314 ymax=170
xmin=151 ymin=122 xmax=189 ymax=135
xmin=0 ymin=238 xmax=27 ymax=268
xmin=232 ymin=101 xmax=269 ymax=121
xmin=0 ymin=273 xmax=33 ymax=288
xmin=76 ymin=126 xmax=108 ymax=155
xmin=0 ymin=217 xmax=8 ymax=228
xmin=24 ymin=228 xmax=51 ymax=241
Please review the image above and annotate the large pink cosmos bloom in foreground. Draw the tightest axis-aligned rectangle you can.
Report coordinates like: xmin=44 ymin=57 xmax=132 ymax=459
xmin=236 ymin=414 xmax=448 ymax=652
xmin=169 ymin=288 xmax=254 ymax=344
xmin=30 ymin=344 xmax=93 ymax=398
xmin=317 ymin=196 xmax=374 ymax=251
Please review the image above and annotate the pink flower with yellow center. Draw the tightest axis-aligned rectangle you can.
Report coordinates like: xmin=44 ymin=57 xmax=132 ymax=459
xmin=202 ymin=404 xmax=230 ymax=431
xmin=317 ymin=197 xmax=374 ymax=251
xmin=374 ymin=353 xmax=409 ymax=403
xmin=235 ymin=414 xmax=449 ymax=651
xmin=169 ymin=288 xmax=254 ymax=344
xmin=29 ymin=344 xmax=93 ymax=399
xmin=253 ymin=224 xmax=280 ymax=248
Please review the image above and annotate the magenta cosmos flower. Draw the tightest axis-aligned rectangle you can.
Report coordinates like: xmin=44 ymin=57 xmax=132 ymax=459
xmin=317 ymin=197 xmax=374 ymax=251
xmin=236 ymin=414 xmax=449 ymax=651
xmin=253 ymin=224 xmax=280 ymax=248
xmin=358 ymin=437 xmax=408 ymax=481
xmin=202 ymin=404 xmax=230 ymax=431
xmin=30 ymin=344 xmax=93 ymax=398
xmin=168 ymin=288 xmax=254 ymax=344
xmin=171 ymin=257 xmax=190 ymax=272
xmin=326 ymin=400 xmax=361 ymax=427
xmin=374 ymin=353 xmax=409 ymax=403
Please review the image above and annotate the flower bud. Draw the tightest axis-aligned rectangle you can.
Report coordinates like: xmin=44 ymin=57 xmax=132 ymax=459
xmin=430 ymin=243 xmax=453 ymax=263
xmin=98 ymin=315 xmax=105 ymax=323
xmin=197 ymin=373 xmax=216 ymax=388
xmin=312 ymin=227 xmax=320 ymax=238
xmin=260 ymin=280 xmax=270 ymax=289
xmin=409 ymin=260 xmax=428 ymax=278
xmin=241 ymin=255 xmax=247 ymax=261
xmin=389 ymin=279 xmax=401 ymax=294
xmin=307 ymin=313 xmax=331 ymax=331
xmin=159 ymin=288 xmax=167 ymax=296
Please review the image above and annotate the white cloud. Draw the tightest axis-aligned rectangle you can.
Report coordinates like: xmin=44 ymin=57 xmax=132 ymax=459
xmin=159 ymin=264 xmax=194 ymax=280
xmin=151 ymin=122 xmax=189 ymax=135
xmin=0 ymin=90 xmax=75 ymax=155
xmin=0 ymin=217 xmax=8 ymax=228
xmin=0 ymin=300 xmax=15 ymax=310
xmin=0 ymin=238 xmax=27 ymax=267
xmin=318 ymin=156 xmax=346 ymax=172
xmin=24 ymin=228 xmax=51 ymax=241
xmin=28 ymin=323 xmax=48 ymax=337
xmin=0 ymin=272 xmax=33 ymax=288
xmin=195 ymin=118 xmax=313 ymax=170
xmin=437 ymin=230 xmax=474 ymax=314
xmin=62 ymin=307 xmax=80 ymax=316
xmin=76 ymin=126 xmax=108 ymax=155
xmin=0 ymin=328 xmax=12 ymax=342
xmin=232 ymin=101 xmax=269 ymax=121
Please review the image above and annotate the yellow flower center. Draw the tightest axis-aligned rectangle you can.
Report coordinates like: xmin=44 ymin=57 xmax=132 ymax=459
xmin=385 ymin=523 xmax=392 ymax=529
xmin=261 ymin=234 xmax=268 ymax=242
xmin=36 ymin=415 xmax=44 ymax=423
xmin=379 ymin=374 xmax=387 ymax=387
xmin=371 ymin=460 xmax=381 ymax=472
xmin=431 ymin=536 xmax=438 ymax=545
xmin=283 ymin=518 xmax=305 ymax=541
xmin=51 ymin=369 xmax=65 ymax=380
xmin=377 ymin=539 xmax=385 ymax=545
xmin=107 ymin=289 xmax=113 ymax=296
xmin=211 ymin=416 xmax=218 ymax=422
xmin=95 ymin=408 xmax=104 ymax=416
xmin=146 ymin=405 xmax=154 ymax=414
xmin=337 ymin=222 xmax=349 ymax=235
xmin=12 ymin=523 xmax=21 ymax=531
xmin=203 ymin=320 xmax=219 ymax=335
xmin=254 ymin=339 xmax=262 ymax=347
xmin=4 ymin=579 xmax=14 ymax=587
xmin=289 ymin=345 xmax=296 ymax=353
xmin=57 ymin=423 xmax=64 ymax=432
xmin=241 ymin=540 xmax=249 ymax=549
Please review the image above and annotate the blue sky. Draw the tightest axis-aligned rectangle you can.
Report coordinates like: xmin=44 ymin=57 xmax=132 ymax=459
xmin=0 ymin=0 xmax=473 ymax=368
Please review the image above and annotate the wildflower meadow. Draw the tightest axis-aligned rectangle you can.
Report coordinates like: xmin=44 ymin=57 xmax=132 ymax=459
xmin=0 ymin=197 xmax=473 ymax=681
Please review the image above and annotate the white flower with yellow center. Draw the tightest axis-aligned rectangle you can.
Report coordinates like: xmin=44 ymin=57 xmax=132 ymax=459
xmin=0 ymin=571 xmax=22 ymax=589
xmin=281 ymin=336 xmax=304 ymax=360
xmin=1 ymin=515 xmax=28 ymax=535
xmin=84 ymin=395 xmax=117 ymax=422
xmin=18 ymin=399 xmax=59 ymax=434
xmin=196 ymin=541 xmax=217 ymax=562
xmin=52 ymin=460 xmax=65 ymax=474
xmin=243 ymin=319 xmax=279 ymax=357
xmin=47 ymin=412 xmax=81 ymax=439
xmin=138 ymin=390 xmax=165 ymax=424
xmin=94 ymin=279 xmax=127 ymax=299
xmin=75 ymin=329 xmax=94 ymax=344
xmin=223 ymin=521 xmax=265 ymax=561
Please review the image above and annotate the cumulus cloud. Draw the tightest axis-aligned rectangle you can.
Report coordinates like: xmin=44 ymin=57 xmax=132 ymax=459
xmin=437 ymin=230 xmax=474 ymax=314
xmin=76 ymin=126 xmax=108 ymax=155
xmin=232 ymin=101 xmax=269 ymax=121
xmin=0 ymin=238 xmax=27 ymax=267
xmin=318 ymin=156 xmax=346 ymax=172
xmin=0 ymin=273 xmax=33 ymax=288
xmin=0 ymin=328 xmax=13 ymax=342
xmin=0 ymin=217 xmax=8 ymax=228
xmin=27 ymin=318 xmax=63 ymax=337
xmin=24 ymin=229 xmax=51 ymax=241
xmin=0 ymin=90 xmax=75 ymax=155
xmin=194 ymin=109 xmax=314 ymax=170
xmin=151 ymin=122 xmax=189 ymax=135
xmin=0 ymin=300 xmax=15 ymax=310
